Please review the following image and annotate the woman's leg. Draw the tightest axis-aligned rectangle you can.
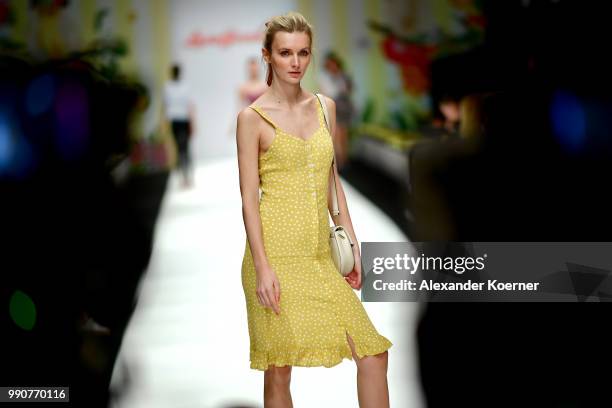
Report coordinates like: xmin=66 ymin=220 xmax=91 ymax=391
xmin=264 ymin=365 xmax=293 ymax=408
xmin=347 ymin=333 xmax=390 ymax=408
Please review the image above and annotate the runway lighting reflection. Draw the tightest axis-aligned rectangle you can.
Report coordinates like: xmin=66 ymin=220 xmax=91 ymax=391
xmin=0 ymin=114 xmax=14 ymax=174
xmin=54 ymin=81 xmax=90 ymax=161
xmin=9 ymin=290 xmax=37 ymax=331
xmin=550 ymin=90 xmax=587 ymax=154
xmin=26 ymin=74 xmax=56 ymax=117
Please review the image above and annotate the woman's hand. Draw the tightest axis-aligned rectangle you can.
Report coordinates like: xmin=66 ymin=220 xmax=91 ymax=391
xmin=255 ymin=264 xmax=281 ymax=315
xmin=345 ymin=252 xmax=362 ymax=290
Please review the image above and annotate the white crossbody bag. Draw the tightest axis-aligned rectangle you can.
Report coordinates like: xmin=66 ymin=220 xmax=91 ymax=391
xmin=315 ymin=93 xmax=356 ymax=277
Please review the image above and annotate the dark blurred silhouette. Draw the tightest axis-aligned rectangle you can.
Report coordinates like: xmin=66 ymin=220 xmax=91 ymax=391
xmin=410 ymin=1 xmax=612 ymax=407
xmin=0 ymin=53 xmax=168 ymax=407
xmin=413 ymin=89 xmax=612 ymax=407
xmin=411 ymin=1 xmax=612 ymax=406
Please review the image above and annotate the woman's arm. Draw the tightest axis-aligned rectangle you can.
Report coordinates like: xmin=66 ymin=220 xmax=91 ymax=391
xmin=236 ymin=109 xmax=281 ymax=314
xmin=324 ymin=96 xmax=363 ymax=289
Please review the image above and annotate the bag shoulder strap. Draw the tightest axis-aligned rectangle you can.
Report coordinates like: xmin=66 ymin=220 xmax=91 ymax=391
xmin=316 ymin=93 xmax=330 ymax=131
xmin=315 ymin=93 xmax=339 ymax=217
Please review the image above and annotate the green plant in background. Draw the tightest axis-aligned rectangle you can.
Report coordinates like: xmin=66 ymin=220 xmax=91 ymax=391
xmin=352 ymin=0 xmax=487 ymax=151
xmin=70 ymin=7 xmax=129 ymax=82
xmin=391 ymin=89 xmax=432 ymax=132
xmin=360 ymin=97 xmax=376 ymax=124
xmin=0 ymin=1 xmax=25 ymax=51
xmin=80 ymin=37 xmax=128 ymax=81
xmin=94 ymin=7 xmax=108 ymax=32
xmin=65 ymin=7 xmax=171 ymax=175
xmin=357 ymin=91 xmax=429 ymax=133
xmin=9 ymin=290 xmax=37 ymax=331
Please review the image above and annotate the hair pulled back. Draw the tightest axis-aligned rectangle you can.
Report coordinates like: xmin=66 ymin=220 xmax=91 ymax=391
xmin=263 ymin=12 xmax=313 ymax=86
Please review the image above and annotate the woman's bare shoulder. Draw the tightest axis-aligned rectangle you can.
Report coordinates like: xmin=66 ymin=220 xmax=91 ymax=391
xmin=238 ymin=105 xmax=256 ymax=119
xmin=237 ymin=106 xmax=261 ymax=130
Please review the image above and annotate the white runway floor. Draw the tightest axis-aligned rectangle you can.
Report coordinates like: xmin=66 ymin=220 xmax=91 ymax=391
xmin=110 ymin=158 xmax=425 ymax=408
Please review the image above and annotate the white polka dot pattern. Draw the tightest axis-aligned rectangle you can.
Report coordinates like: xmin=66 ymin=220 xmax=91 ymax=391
xmin=241 ymin=99 xmax=392 ymax=371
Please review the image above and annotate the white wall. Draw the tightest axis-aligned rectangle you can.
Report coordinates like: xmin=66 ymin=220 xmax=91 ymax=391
xmin=168 ymin=0 xmax=296 ymax=160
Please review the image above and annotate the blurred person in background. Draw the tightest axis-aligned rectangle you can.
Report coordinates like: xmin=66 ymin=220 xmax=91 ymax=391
xmin=163 ymin=63 xmax=196 ymax=188
xmin=319 ymin=50 xmax=354 ymax=170
xmin=238 ymin=56 xmax=268 ymax=108
xmin=434 ymin=94 xmax=461 ymax=139
xmin=229 ymin=57 xmax=269 ymax=138
xmin=419 ymin=93 xmax=460 ymax=139
xmin=236 ymin=12 xmax=392 ymax=408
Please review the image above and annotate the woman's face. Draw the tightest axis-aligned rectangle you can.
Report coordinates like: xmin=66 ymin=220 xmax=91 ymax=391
xmin=264 ymin=31 xmax=311 ymax=84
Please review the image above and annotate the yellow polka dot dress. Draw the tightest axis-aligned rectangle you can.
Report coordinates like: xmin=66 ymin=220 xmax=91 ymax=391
xmin=241 ymin=98 xmax=392 ymax=371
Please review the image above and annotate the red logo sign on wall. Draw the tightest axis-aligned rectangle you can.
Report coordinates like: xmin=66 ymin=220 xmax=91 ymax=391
xmin=186 ymin=30 xmax=262 ymax=48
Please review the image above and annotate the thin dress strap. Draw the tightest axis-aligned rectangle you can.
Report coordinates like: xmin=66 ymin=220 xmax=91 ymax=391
xmin=249 ymin=105 xmax=278 ymax=129
xmin=314 ymin=96 xmax=326 ymax=129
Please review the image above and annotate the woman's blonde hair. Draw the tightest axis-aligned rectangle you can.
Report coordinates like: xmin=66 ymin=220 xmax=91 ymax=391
xmin=263 ymin=11 xmax=314 ymax=86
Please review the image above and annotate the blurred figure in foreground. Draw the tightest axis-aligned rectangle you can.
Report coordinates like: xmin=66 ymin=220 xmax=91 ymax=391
xmin=458 ymin=92 xmax=488 ymax=142
xmin=1 ymin=52 xmax=167 ymax=407
xmin=163 ymin=63 xmax=196 ymax=188
xmin=319 ymin=51 xmax=354 ymax=170
xmin=408 ymin=91 xmax=488 ymax=240
xmin=414 ymin=88 xmax=612 ymax=406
